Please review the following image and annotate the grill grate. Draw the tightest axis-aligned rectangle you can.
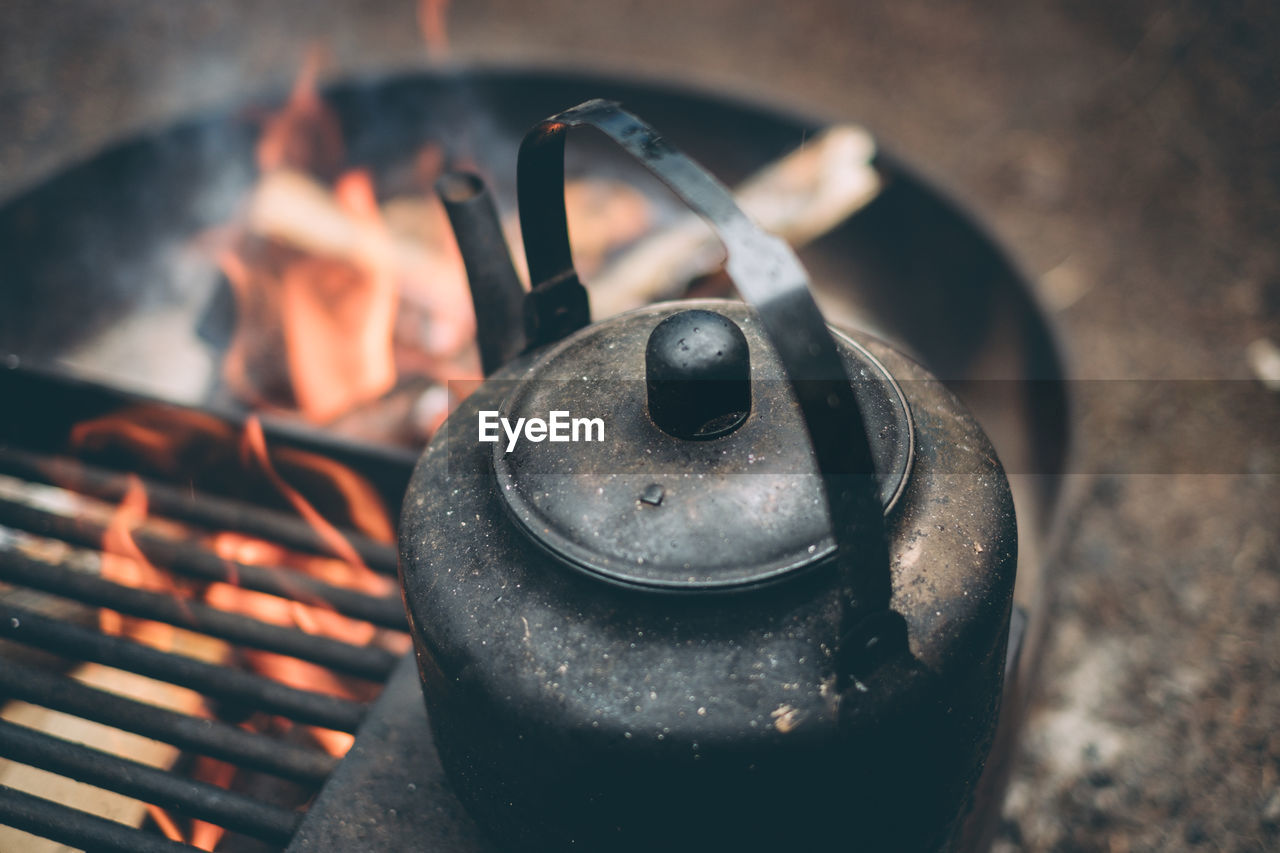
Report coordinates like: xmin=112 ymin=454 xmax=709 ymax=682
xmin=0 ymin=365 xmax=414 ymax=852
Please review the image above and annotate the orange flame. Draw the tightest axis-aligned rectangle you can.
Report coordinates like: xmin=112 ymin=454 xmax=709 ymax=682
xmin=147 ymin=804 xmax=186 ymax=845
xmin=219 ymin=417 xmax=406 ymax=757
xmin=204 ymin=16 xmax=502 ymax=431
xmin=81 ymin=410 xmax=407 ymax=846
xmin=218 ymin=168 xmax=401 ymax=423
xmin=98 ymin=477 xmax=189 ymax=646
xmin=97 ymin=479 xmax=212 ymax=848
xmin=72 ymin=406 xmax=236 ymax=477
xmin=205 ymin=530 xmax=385 ymax=758
xmin=272 ymin=445 xmax=395 ymax=543
xmin=218 ymin=45 xmax=414 ymax=424
xmin=281 ymin=170 xmax=398 ymax=422
xmin=256 ymin=47 xmax=344 ymax=177
xmin=418 ymin=0 xmax=452 ymax=60
xmin=240 ymin=416 xmax=387 ymax=591
xmin=207 ymin=533 xmax=383 ymax=644
xmin=188 ymin=757 xmax=236 ymax=851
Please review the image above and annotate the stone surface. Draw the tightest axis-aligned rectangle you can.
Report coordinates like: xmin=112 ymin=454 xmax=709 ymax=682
xmin=1 ymin=2 xmax=1277 ymax=849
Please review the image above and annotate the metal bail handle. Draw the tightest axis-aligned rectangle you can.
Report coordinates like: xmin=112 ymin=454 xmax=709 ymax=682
xmin=516 ymin=99 xmax=905 ymax=677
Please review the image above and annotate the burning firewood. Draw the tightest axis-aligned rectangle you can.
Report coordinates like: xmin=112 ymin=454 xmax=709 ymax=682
xmin=243 ymin=126 xmax=876 ymax=330
xmin=230 ymin=166 xmax=652 ymax=430
xmin=244 ymin=169 xmax=473 ymax=355
xmin=221 ymin=122 xmax=878 ymax=442
xmin=243 ymin=169 xmax=653 ymax=335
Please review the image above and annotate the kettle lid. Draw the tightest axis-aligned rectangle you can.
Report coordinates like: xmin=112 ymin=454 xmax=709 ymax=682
xmin=493 ymin=299 xmax=912 ymax=591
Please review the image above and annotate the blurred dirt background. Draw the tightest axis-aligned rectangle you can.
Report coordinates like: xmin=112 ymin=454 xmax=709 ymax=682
xmin=1 ymin=1 xmax=1277 ymax=850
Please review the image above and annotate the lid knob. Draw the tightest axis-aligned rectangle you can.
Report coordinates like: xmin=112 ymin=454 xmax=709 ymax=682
xmin=645 ymin=309 xmax=751 ymax=439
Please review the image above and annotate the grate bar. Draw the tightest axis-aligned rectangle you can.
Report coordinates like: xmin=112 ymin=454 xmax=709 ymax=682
xmin=0 ymin=718 xmax=299 ymax=844
xmin=0 ymin=660 xmax=337 ymax=784
xmin=0 ymin=604 xmax=367 ymax=732
xmin=0 ymin=783 xmax=194 ymax=853
xmin=0 ymin=496 xmax=407 ymax=630
xmin=0 ymin=447 xmax=399 ymax=573
xmin=0 ymin=548 xmax=400 ymax=680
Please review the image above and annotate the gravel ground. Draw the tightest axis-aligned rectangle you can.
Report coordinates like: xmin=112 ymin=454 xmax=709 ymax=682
xmin=1 ymin=2 xmax=1277 ymax=850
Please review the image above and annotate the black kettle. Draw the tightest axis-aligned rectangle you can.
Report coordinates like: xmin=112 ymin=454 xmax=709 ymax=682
xmin=399 ymin=100 xmax=1016 ymax=852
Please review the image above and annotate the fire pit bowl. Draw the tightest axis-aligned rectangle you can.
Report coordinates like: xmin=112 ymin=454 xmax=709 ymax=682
xmin=0 ymin=68 xmax=1069 ymax=852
